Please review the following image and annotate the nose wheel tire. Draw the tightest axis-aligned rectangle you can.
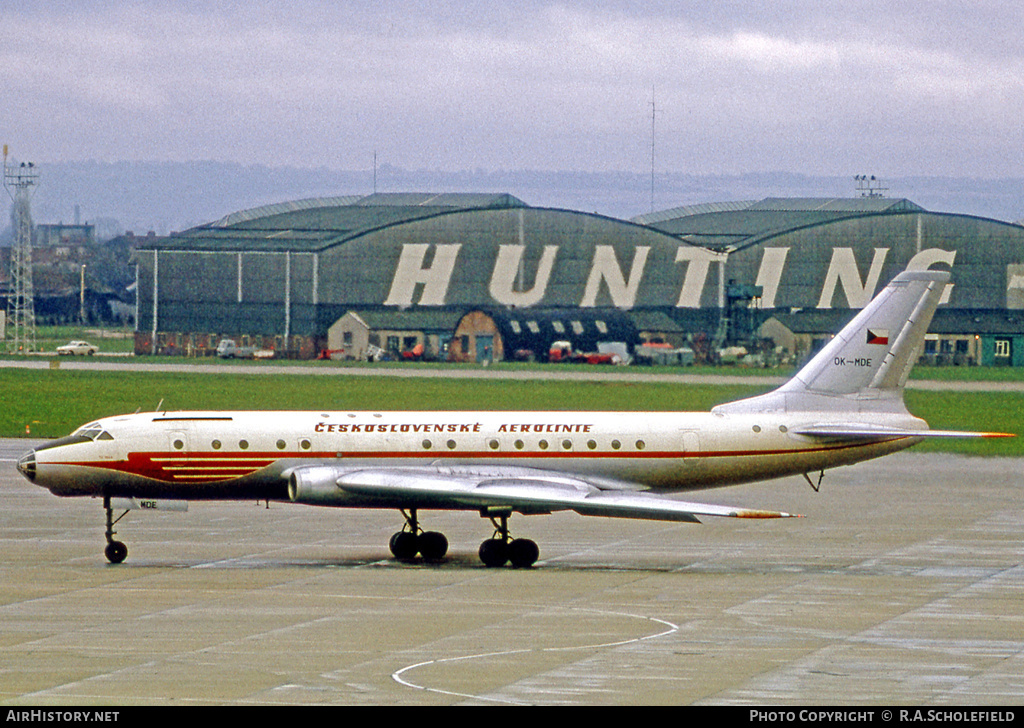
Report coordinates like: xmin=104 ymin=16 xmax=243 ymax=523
xmin=104 ymin=540 xmax=128 ymax=564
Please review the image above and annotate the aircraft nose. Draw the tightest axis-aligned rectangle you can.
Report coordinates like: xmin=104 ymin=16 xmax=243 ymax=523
xmin=17 ymin=450 xmax=36 ymax=481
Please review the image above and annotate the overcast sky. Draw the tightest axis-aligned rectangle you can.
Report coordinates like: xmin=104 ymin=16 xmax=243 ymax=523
xmin=2 ymin=1 xmax=1023 ymax=178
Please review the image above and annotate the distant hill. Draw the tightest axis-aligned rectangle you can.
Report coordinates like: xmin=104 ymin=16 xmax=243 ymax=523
xmin=7 ymin=161 xmax=1023 ymax=240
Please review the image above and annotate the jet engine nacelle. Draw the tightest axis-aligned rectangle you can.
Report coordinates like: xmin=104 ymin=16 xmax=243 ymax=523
xmin=287 ymin=466 xmax=350 ymax=506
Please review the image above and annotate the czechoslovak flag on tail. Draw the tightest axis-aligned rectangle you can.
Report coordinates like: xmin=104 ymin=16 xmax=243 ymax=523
xmin=866 ymin=329 xmax=889 ymax=345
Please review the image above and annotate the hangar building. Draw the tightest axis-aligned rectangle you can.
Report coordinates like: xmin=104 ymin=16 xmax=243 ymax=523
xmin=133 ymin=193 xmax=1024 ymax=365
xmin=633 ymin=198 xmax=1024 ymax=366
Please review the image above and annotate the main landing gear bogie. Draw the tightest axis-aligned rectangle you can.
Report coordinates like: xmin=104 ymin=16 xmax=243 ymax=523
xmin=478 ymin=536 xmax=539 ymax=568
xmin=388 ymin=508 xmax=540 ymax=568
xmin=388 ymin=528 xmax=449 ymax=562
xmin=479 ymin=513 xmax=539 ymax=568
xmin=389 ymin=508 xmax=450 ymax=562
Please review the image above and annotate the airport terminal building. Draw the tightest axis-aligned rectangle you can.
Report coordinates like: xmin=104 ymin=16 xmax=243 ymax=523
xmin=133 ymin=192 xmax=1024 ymax=365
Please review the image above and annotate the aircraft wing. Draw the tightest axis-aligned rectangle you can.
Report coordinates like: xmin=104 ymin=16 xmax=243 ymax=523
xmin=793 ymin=424 xmax=1014 ymax=440
xmin=320 ymin=465 xmax=800 ymax=523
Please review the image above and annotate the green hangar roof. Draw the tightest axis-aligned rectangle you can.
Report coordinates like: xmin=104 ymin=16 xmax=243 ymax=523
xmin=209 ymin=192 xmax=527 ymax=230
xmin=143 ymin=192 xmax=529 ymax=253
xmin=633 ymin=197 xmax=927 ymax=251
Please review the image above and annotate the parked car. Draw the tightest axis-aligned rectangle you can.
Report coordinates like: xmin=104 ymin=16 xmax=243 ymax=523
xmin=56 ymin=340 xmax=99 ymax=356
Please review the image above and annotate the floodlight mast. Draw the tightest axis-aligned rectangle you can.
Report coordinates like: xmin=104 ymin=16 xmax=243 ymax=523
xmin=3 ymin=146 xmax=39 ymax=354
xmin=650 ymin=87 xmax=656 ymax=214
xmin=854 ymin=174 xmax=887 ymax=198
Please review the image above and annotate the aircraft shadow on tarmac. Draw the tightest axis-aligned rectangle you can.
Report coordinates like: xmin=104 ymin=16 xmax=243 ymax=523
xmin=96 ymin=550 xmax=893 ymax=576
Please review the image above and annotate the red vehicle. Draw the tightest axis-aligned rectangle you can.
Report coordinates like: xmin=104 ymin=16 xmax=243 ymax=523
xmin=548 ymin=341 xmax=619 ymax=364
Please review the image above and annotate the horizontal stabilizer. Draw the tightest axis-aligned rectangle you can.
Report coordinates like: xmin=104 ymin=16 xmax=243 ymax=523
xmin=793 ymin=424 xmax=1014 ymax=440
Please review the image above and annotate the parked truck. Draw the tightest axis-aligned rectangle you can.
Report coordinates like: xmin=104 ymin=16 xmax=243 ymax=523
xmin=215 ymin=339 xmax=258 ymax=359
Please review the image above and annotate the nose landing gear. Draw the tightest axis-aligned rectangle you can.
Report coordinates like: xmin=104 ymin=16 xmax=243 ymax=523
xmin=103 ymin=495 xmax=129 ymax=564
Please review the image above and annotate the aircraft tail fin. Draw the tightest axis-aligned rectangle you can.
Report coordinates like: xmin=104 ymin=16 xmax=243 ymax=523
xmin=715 ymin=270 xmax=949 ymax=414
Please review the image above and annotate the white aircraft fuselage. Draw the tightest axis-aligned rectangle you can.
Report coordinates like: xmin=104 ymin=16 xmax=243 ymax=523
xmin=27 ymin=409 xmax=918 ymax=503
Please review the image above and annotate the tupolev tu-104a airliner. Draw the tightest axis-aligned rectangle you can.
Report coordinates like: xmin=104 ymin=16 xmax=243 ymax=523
xmin=17 ymin=271 xmax=1010 ymax=567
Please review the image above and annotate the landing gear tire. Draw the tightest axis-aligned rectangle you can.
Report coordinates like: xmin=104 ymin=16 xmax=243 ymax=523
xmin=105 ymin=540 xmax=128 ymax=564
xmin=389 ymin=531 xmax=419 ymax=561
xmin=418 ymin=531 xmax=449 ymax=561
xmin=479 ymin=538 xmax=509 ymax=567
xmin=508 ymin=538 xmax=539 ymax=569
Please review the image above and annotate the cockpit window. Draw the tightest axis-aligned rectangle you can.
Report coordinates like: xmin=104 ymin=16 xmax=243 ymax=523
xmin=72 ymin=422 xmax=101 ymax=438
xmin=72 ymin=422 xmax=114 ymax=441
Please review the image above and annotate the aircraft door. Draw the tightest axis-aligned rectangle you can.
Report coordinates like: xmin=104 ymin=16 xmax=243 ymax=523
xmin=678 ymin=430 xmax=700 ymax=464
xmin=475 ymin=335 xmax=493 ymax=364
xmin=167 ymin=427 xmax=192 ymax=455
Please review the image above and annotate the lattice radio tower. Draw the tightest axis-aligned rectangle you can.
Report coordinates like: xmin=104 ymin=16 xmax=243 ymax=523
xmin=3 ymin=146 xmax=38 ymax=354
